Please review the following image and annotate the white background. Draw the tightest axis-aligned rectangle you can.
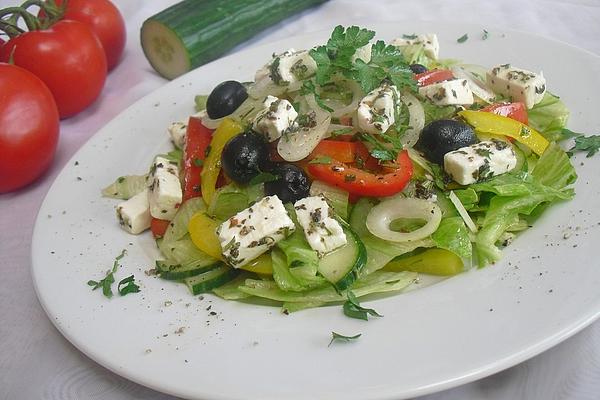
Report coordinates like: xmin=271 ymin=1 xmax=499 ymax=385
xmin=1 ymin=0 xmax=599 ymax=399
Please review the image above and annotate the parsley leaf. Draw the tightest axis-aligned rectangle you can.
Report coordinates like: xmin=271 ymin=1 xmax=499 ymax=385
xmin=308 ymin=155 xmax=333 ymax=165
xmin=457 ymin=33 xmax=469 ymax=43
xmin=249 ymin=172 xmax=279 ymax=185
xmin=570 ymin=134 xmax=600 ymax=158
xmin=343 ymin=291 xmax=383 ymax=320
xmin=329 ymin=331 xmax=362 ymax=346
xmin=118 ymin=275 xmax=141 ymax=296
xmin=369 ymin=40 xmax=402 ymax=67
xmin=308 ymin=46 xmax=332 ymax=85
xmin=353 ymin=59 xmax=387 ymax=94
xmin=87 ymin=249 xmax=127 ymax=298
xmin=387 ymin=64 xmax=417 ymax=92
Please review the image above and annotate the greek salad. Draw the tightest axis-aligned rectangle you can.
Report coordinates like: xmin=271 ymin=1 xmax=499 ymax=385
xmin=102 ymin=26 xmax=578 ymax=312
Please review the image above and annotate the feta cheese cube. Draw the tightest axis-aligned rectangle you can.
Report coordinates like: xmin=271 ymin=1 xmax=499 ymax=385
xmin=168 ymin=121 xmax=187 ymax=149
xmin=357 ymin=83 xmax=400 ymax=134
xmin=444 ymin=140 xmax=517 ymax=185
xmin=486 ymin=64 xmax=546 ymax=109
xmin=148 ymin=156 xmax=182 ymax=220
xmin=252 ymin=95 xmax=298 ymax=142
xmin=391 ymin=34 xmax=439 ymax=60
xmin=255 ymin=48 xmax=318 ymax=86
xmin=294 ymin=196 xmax=347 ymax=255
xmin=419 ymin=79 xmax=474 ymax=106
xmin=116 ymin=189 xmax=151 ymax=234
xmin=216 ymin=195 xmax=295 ymax=267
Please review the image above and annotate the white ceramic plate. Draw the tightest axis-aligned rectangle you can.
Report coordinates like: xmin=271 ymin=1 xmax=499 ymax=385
xmin=32 ymin=21 xmax=600 ymax=400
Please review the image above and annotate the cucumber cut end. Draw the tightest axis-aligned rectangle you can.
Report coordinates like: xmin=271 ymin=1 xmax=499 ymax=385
xmin=141 ymin=19 xmax=191 ymax=80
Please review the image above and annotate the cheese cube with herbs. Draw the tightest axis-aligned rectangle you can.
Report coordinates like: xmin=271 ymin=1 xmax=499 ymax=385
xmin=294 ymin=195 xmax=347 ymax=255
xmin=444 ymin=140 xmax=517 ymax=185
xmin=252 ymin=95 xmax=298 ymax=142
xmin=486 ymin=64 xmax=546 ymax=109
xmin=391 ymin=34 xmax=439 ymax=60
xmin=148 ymin=156 xmax=182 ymax=220
xmin=255 ymin=48 xmax=317 ymax=86
xmin=419 ymin=79 xmax=474 ymax=106
xmin=217 ymin=195 xmax=295 ymax=267
xmin=357 ymin=83 xmax=400 ymax=134
xmin=116 ymin=189 xmax=151 ymax=234
xmin=167 ymin=121 xmax=187 ymax=149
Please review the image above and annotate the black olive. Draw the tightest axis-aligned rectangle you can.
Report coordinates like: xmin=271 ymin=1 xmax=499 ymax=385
xmin=415 ymin=119 xmax=478 ymax=164
xmin=221 ymin=132 xmax=270 ymax=184
xmin=206 ymin=80 xmax=248 ymax=119
xmin=410 ymin=63 xmax=428 ymax=74
xmin=264 ymin=163 xmax=310 ymax=204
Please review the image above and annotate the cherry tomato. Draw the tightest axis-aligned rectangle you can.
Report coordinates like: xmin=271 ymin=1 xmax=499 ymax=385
xmin=415 ymin=69 xmax=454 ymax=86
xmin=0 ymin=20 xmax=107 ymax=119
xmin=0 ymin=63 xmax=59 ymax=193
xmin=42 ymin=0 xmax=126 ymax=71
xmin=481 ymin=102 xmax=528 ymax=125
xmin=307 ymin=150 xmax=413 ymax=197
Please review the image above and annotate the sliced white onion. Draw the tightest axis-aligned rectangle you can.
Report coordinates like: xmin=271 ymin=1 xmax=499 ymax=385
xmin=247 ymin=77 xmax=302 ymax=100
xmin=451 ymin=65 xmax=496 ymax=103
xmin=399 ymin=92 xmax=425 ymax=147
xmin=449 ymin=191 xmax=478 ymax=233
xmin=330 ymin=79 xmax=363 ymax=118
xmin=277 ymin=94 xmax=331 ymax=162
xmin=366 ymin=197 xmax=442 ymax=242
xmin=323 ymin=123 xmax=357 ymax=139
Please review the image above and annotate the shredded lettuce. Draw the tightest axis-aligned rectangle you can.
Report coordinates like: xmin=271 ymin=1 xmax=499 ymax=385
xmin=431 ymin=217 xmax=473 ymax=260
xmin=162 ymin=197 xmax=206 ymax=244
xmin=101 ymin=174 xmax=147 ymax=199
xmin=528 ymin=93 xmax=570 ymax=141
xmin=471 ymin=144 xmax=576 ymax=266
xmin=194 ymin=95 xmax=208 ymax=112
xmin=208 ymin=183 xmax=264 ymax=220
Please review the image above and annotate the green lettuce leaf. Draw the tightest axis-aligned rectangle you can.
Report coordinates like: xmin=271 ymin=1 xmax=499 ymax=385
xmin=528 ymin=92 xmax=570 ymax=141
xmin=431 ymin=217 xmax=472 ymax=260
xmin=101 ymin=174 xmax=147 ymax=199
xmin=208 ymin=183 xmax=264 ymax=220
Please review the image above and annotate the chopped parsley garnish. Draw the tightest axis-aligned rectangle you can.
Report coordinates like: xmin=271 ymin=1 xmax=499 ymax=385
xmin=193 ymin=157 xmax=204 ymax=167
xmin=482 ymin=29 xmax=490 ymax=40
xmin=329 ymin=331 xmax=362 ymax=346
xmin=330 ymin=127 xmax=354 ymax=137
xmin=457 ymin=33 xmax=469 ymax=43
xmin=300 ymin=79 xmax=334 ymax=112
xmin=309 ymin=25 xmax=416 ymax=94
xmin=249 ymin=172 xmax=279 ymax=185
xmin=87 ymin=249 xmax=128 ymax=298
xmin=569 ymin=134 xmax=600 ymax=158
xmin=118 ymin=275 xmax=141 ymax=296
xmin=308 ymin=155 xmax=333 ymax=165
xmin=343 ymin=291 xmax=383 ymax=320
xmin=402 ymin=33 xmax=418 ymax=40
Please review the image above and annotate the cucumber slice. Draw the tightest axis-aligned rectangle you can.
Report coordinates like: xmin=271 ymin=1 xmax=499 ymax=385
xmin=156 ymin=258 xmax=222 ymax=281
xmin=317 ymin=225 xmax=367 ymax=291
xmin=185 ymin=265 xmax=239 ymax=295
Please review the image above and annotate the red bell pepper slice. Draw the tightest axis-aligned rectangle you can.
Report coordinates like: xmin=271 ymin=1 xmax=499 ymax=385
xmin=309 ymin=140 xmax=358 ymax=163
xmin=150 ymin=218 xmax=170 ymax=238
xmin=415 ymin=69 xmax=454 ymax=86
xmin=307 ymin=150 xmax=413 ymax=197
xmin=182 ymin=117 xmax=213 ymax=201
xmin=481 ymin=102 xmax=528 ymax=125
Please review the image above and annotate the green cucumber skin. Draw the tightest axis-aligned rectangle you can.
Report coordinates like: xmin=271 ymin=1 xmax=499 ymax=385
xmin=157 ymin=260 xmax=223 ymax=281
xmin=185 ymin=267 xmax=239 ymax=295
xmin=318 ymin=224 xmax=367 ymax=291
xmin=142 ymin=0 xmax=329 ymax=77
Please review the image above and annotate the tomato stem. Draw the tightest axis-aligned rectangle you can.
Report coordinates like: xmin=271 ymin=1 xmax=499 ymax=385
xmin=0 ymin=20 xmax=25 ymax=38
xmin=0 ymin=7 xmax=40 ymax=32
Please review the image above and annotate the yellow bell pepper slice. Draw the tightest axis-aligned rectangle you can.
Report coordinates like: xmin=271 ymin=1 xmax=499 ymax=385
xmin=188 ymin=212 xmax=273 ymax=276
xmin=188 ymin=212 xmax=223 ymax=260
xmin=459 ymin=110 xmax=549 ymax=155
xmin=200 ymin=118 xmax=243 ymax=206
xmin=383 ymin=248 xmax=463 ymax=276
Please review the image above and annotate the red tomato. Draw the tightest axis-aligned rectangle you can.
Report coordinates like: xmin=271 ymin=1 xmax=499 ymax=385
xmin=150 ymin=218 xmax=170 ymax=239
xmin=182 ymin=117 xmax=213 ymax=201
xmin=415 ymin=69 xmax=454 ymax=86
xmin=0 ymin=20 xmax=107 ymax=119
xmin=0 ymin=63 xmax=59 ymax=193
xmin=43 ymin=0 xmax=126 ymax=71
xmin=481 ymin=102 xmax=528 ymax=125
xmin=307 ymin=150 xmax=413 ymax=197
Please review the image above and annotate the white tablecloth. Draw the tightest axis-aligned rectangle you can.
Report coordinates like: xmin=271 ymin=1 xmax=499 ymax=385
xmin=1 ymin=0 xmax=599 ymax=399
